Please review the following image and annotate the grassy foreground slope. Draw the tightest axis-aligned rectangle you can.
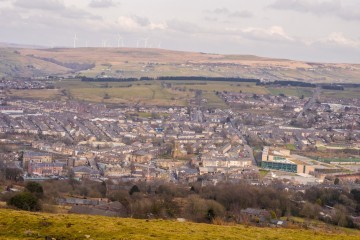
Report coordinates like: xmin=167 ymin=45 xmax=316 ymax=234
xmin=0 ymin=209 xmax=359 ymax=240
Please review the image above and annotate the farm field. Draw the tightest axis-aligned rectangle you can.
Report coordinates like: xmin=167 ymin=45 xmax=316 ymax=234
xmin=4 ymin=79 xmax=320 ymax=108
xmin=7 ymin=89 xmax=62 ymax=100
xmin=163 ymin=81 xmax=269 ymax=94
xmin=56 ymin=79 xmax=193 ymax=106
xmin=318 ymin=158 xmax=360 ymax=164
xmin=321 ymin=88 xmax=360 ymax=99
xmin=55 ymin=80 xmax=271 ymax=108
xmin=7 ymin=79 xmax=360 ymax=107
xmin=0 ymin=208 xmax=359 ymax=240
xmin=267 ymin=87 xmax=314 ymax=98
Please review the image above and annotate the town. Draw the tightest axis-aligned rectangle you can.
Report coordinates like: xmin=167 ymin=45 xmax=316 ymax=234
xmin=0 ymin=83 xmax=358 ymax=186
xmin=2 ymin=0 xmax=360 ymax=238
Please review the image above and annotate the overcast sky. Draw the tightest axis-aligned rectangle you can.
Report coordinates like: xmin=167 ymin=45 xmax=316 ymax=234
xmin=0 ymin=0 xmax=359 ymax=63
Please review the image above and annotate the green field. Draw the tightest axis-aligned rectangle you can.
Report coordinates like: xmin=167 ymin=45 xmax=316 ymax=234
xmin=55 ymin=80 xmax=193 ymax=106
xmin=8 ymin=79 xmax=360 ymax=108
xmin=0 ymin=208 xmax=359 ymax=240
xmin=53 ymin=80 xmax=271 ymax=108
xmin=164 ymin=81 xmax=269 ymax=94
xmin=2 ymin=80 xmax=264 ymax=108
xmin=321 ymin=88 xmax=360 ymax=99
xmin=318 ymin=158 xmax=360 ymax=164
xmin=8 ymin=89 xmax=62 ymax=100
xmin=267 ymin=87 xmax=314 ymax=98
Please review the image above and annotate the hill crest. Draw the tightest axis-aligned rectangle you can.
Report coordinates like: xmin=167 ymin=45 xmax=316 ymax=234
xmin=0 ymin=47 xmax=359 ymax=83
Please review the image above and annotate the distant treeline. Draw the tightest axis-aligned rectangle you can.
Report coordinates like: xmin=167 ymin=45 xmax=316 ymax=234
xmin=79 ymin=76 xmax=359 ymax=90
xmin=257 ymin=80 xmax=316 ymax=88
xmin=80 ymin=76 xmax=261 ymax=83
xmin=318 ymin=83 xmax=360 ymax=89
xmin=157 ymin=76 xmax=260 ymax=82
xmin=321 ymin=85 xmax=344 ymax=90
xmin=80 ymin=77 xmax=138 ymax=82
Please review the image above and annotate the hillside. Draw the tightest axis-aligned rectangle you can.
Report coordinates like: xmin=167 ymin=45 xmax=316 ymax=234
xmin=0 ymin=208 xmax=359 ymax=240
xmin=1 ymin=47 xmax=359 ymax=83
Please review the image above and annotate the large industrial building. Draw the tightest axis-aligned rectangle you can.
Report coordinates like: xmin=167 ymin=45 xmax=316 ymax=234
xmin=261 ymin=147 xmax=342 ymax=175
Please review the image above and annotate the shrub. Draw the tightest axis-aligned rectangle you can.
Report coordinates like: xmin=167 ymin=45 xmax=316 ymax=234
xmin=25 ymin=181 xmax=44 ymax=198
xmin=7 ymin=192 xmax=41 ymax=211
xmin=185 ymin=195 xmax=225 ymax=222
xmin=129 ymin=185 xmax=140 ymax=195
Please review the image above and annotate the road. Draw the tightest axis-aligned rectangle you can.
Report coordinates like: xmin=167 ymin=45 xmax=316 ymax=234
xmin=297 ymin=87 xmax=321 ymax=119
xmin=230 ymin=119 xmax=257 ymax=166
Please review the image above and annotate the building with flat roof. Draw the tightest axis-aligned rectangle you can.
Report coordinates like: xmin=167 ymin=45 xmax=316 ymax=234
xmin=261 ymin=147 xmax=342 ymax=175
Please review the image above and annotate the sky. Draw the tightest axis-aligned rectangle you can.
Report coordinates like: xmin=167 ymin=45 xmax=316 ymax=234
xmin=0 ymin=0 xmax=359 ymax=63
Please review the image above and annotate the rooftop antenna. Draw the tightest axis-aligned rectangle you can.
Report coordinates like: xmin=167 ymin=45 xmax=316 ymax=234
xmin=73 ymin=34 xmax=78 ymax=48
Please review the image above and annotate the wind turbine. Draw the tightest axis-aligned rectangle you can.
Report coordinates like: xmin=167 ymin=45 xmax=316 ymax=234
xmin=117 ymin=34 xmax=124 ymax=48
xmin=102 ymin=40 xmax=107 ymax=48
xmin=144 ymin=37 xmax=149 ymax=48
xmin=73 ymin=34 xmax=78 ymax=48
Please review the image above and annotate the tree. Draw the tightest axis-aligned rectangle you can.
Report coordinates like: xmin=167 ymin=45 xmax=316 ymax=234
xmin=5 ymin=168 xmax=23 ymax=181
xmin=300 ymin=202 xmax=321 ymax=219
xmin=25 ymin=181 xmax=44 ymax=198
xmin=270 ymin=210 xmax=277 ymax=219
xmin=350 ymin=189 xmax=360 ymax=203
xmin=103 ymin=93 xmax=111 ymax=99
xmin=7 ymin=192 xmax=41 ymax=211
xmin=334 ymin=178 xmax=340 ymax=185
xmin=332 ymin=204 xmax=350 ymax=227
xmin=129 ymin=185 xmax=140 ymax=195
xmin=68 ymin=170 xmax=78 ymax=190
xmin=185 ymin=195 xmax=225 ymax=222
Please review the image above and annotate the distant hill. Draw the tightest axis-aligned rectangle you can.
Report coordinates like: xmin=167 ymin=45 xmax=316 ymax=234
xmin=0 ymin=208 xmax=359 ymax=240
xmin=0 ymin=42 xmax=46 ymax=49
xmin=0 ymin=46 xmax=359 ymax=83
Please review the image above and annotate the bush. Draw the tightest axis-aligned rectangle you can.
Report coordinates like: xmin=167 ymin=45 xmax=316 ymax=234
xmin=129 ymin=185 xmax=140 ymax=195
xmin=185 ymin=195 xmax=225 ymax=222
xmin=25 ymin=181 xmax=44 ymax=198
xmin=7 ymin=192 xmax=41 ymax=211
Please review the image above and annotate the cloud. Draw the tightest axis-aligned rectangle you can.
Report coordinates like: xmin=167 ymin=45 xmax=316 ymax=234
xmin=229 ymin=11 xmax=253 ymax=18
xmin=209 ymin=7 xmax=253 ymax=19
xmin=166 ymin=19 xmax=202 ymax=34
xmin=319 ymin=32 xmax=360 ymax=48
xmin=115 ymin=15 xmax=167 ymax=32
xmin=269 ymin=0 xmax=360 ymax=21
xmin=240 ymin=26 xmax=294 ymax=42
xmin=60 ymin=8 xmax=101 ymax=20
xmin=89 ymin=0 xmax=117 ymax=8
xmin=14 ymin=0 xmax=65 ymax=11
xmin=13 ymin=0 xmax=100 ymax=20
